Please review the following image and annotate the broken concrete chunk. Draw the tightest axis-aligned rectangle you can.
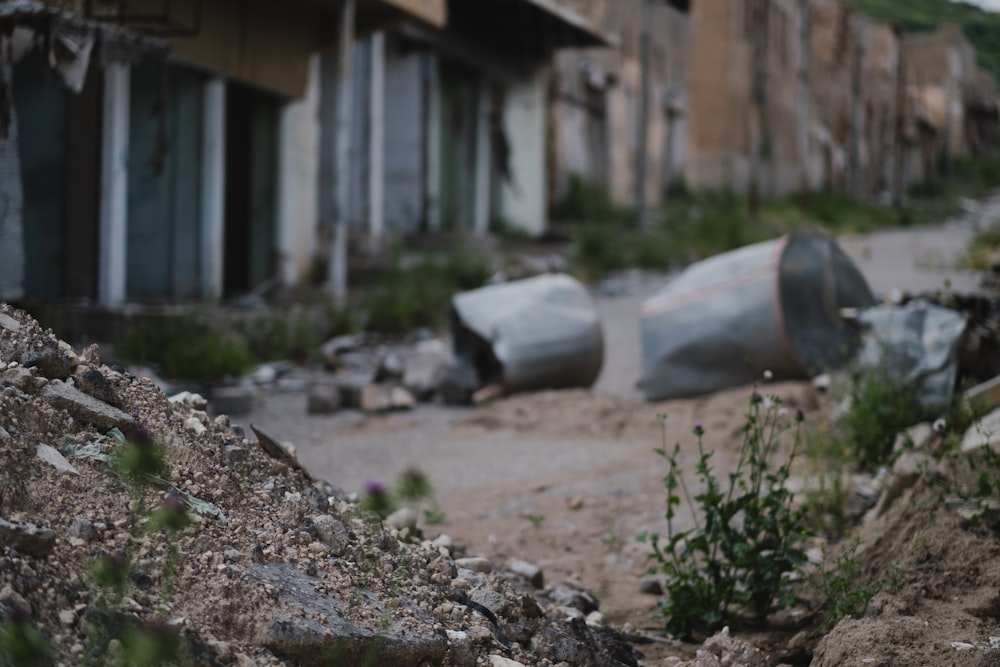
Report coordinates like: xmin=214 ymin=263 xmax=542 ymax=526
xmin=250 ymin=425 xmax=312 ymax=482
xmin=311 ymin=514 xmax=349 ymax=556
xmin=374 ymin=351 xmax=405 ymax=383
xmin=1 ymin=365 xmax=44 ymax=394
xmin=208 ymin=385 xmax=256 ymax=416
xmin=36 ymin=444 xmax=79 ymax=475
xmin=168 ymin=391 xmax=208 ymax=411
xmin=360 ymin=384 xmax=415 ymax=413
xmin=509 ymin=559 xmax=544 ymax=589
xmin=184 ymin=416 xmax=207 ymax=435
xmin=21 ymin=346 xmax=75 ymax=381
xmin=39 ymin=380 xmax=134 ymax=431
xmin=0 ymin=518 xmax=56 ymax=558
xmin=455 ymin=557 xmax=493 ymax=574
xmin=402 ymin=341 xmax=450 ymax=401
xmin=73 ymin=368 xmax=123 ymax=409
xmin=961 ymin=408 xmax=1000 ymax=453
xmin=306 ymin=384 xmax=341 ymax=415
xmin=0 ymin=313 xmax=21 ymax=331
xmin=249 ymin=563 xmax=447 ymax=667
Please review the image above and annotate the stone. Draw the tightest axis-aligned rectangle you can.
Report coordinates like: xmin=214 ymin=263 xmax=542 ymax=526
xmin=895 ymin=422 xmax=935 ymax=452
xmin=546 ymin=583 xmax=599 ymax=614
xmin=447 ymin=630 xmax=476 ymax=665
xmin=59 ymin=609 xmax=76 ymax=626
xmin=455 ymin=557 xmax=493 ymax=574
xmin=168 ymin=391 xmax=209 ymax=411
xmin=402 ymin=343 xmax=451 ymax=401
xmin=39 ymin=380 xmax=134 ymax=431
xmin=437 ymin=361 xmax=480 ymax=406
xmin=473 ymin=383 xmax=505 ymax=405
xmin=21 ymin=345 xmax=75 ymax=380
xmin=0 ymin=313 xmax=21 ymax=331
xmin=185 ymin=416 xmax=207 ymax=435
xmin=470 ymin=589 xmax=508 ymax=616
xmin=36 ymin=444 xmax=79 ymax=475
xmin=489 ymin=655 xmax=527 ymax=667
xmin=374 ymin=352 xmax=405 ymax=383
xmin=962 ymin=408 xmax=1000 ymax=452
xmin=509 ymin=559 xmax=544 ymax=589
xmin=333 ymin=374 xmax=369 ymax=408
xmin=0 ymin=585 xmax=30 ymax=615
xmin=311 ymin=514 xmax=350 ymax=556
xmin=209 ymin=385 xmax=256 ymax=416
xmin=81 ymin=343 xmax=101 ymax=366
xmin=385 ymin=507 xmax=418 ymax=532
xmin=360 ymin=384 xmax=414 ymax=413
xmin=585 ymin=611 xmax=605 ymax=627
xmin=73 ymin=368 xmax=122 ymax=408
xmin=1 ymin=365 xmax=44 ymax=393
xmin=389 ymin=386 xmax=416 ymax=410
xmin=0 ymin=518 xmax=56 ymax=557
xmin=306 ymin=384 xmax=341 ymax=414
xmin=249 ymin=563 xmax=447 ymax=667
xmin=68 ymin=518 xmax=95 ymax=541
xmin=639 ymin=578 xmax=663 ymax=595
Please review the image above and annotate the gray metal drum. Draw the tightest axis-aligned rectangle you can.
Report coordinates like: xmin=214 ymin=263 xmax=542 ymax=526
xmin=640 ymin=232 xmax=876 ymax=401
xmin=452 ymin=273 xmax=604 ymax=393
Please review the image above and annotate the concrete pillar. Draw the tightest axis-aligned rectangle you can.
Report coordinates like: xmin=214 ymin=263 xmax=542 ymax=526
xmin=473 ymin=75 xmax=491 ymax=237
xmin=200 ymin=77 xmax=225 ymax=301
xmin=98 ymin=62 xmax=129 ymax=307
xmin=326 ymin=0 xmax=355 ymax=306
xmin=423 ymin=51 xmax=441 ymax=232
xmin=500 ymin=69 xmax=547 ymax=236
xmin=368 ymin=33 xmax=385 ymax=253
xmin=278 ymin=55 xmax=321 ymax=288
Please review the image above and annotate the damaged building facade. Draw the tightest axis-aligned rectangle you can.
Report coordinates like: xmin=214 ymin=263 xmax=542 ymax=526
xmin=0 ymin=0 xmax=452 ymax=307
xmin=0 ymin=0 xmax=607 ymax=309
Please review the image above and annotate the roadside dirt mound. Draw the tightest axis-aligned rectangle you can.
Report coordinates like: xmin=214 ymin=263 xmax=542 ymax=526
xmin=0 ymin=303 xmax=643 ymax=666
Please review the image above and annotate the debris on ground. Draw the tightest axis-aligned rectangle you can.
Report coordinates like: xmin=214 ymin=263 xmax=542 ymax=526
xmin=0 ymin=303 xmax=642 ymax=666
xmin=639 ymin=232 xmax=876 ymax=401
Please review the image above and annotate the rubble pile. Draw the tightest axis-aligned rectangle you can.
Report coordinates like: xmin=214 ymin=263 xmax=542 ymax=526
xmin=0 ymin=304 xmax=641 ymax=667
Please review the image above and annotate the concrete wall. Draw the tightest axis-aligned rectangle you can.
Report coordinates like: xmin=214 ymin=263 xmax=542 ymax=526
xmin=551 ymin=0 xmax=691 ymax=209
xmin=501 ymin=68 xmax=547 ymax=235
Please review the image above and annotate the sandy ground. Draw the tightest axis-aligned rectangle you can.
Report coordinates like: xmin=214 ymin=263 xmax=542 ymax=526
xmin=239 ymin=194 xmax=1000 ymax=664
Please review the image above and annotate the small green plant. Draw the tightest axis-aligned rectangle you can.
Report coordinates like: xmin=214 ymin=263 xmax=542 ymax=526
xmin=358 ymin=468 xmax=440 ymax=530
xmin=363 ymin=245 xmax=492 ymax=334
xmin=115 ymin=314 xmax=255 ymax=382
xmin=524 ymin=514 xmax=546 ymax=528
xmin=639 ymin=390 xmax=808 ymax=639
xmin=815 ymin=540 xmax=877 ymax=629
xmin=0 ymin=610 xmax=53 ymax=667
xmin=839 ymin=368 xmax=923 ymax=470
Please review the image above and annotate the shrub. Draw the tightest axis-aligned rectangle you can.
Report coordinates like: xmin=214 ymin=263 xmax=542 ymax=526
xmin=115 ymin=315 xmax=255 ymax=383
xmin=639 ymin=389 xmax=808 ymax=638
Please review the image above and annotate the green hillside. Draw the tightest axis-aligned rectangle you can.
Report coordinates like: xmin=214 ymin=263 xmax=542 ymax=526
xmin=852 ymin=0 xmax=1000 ymax=81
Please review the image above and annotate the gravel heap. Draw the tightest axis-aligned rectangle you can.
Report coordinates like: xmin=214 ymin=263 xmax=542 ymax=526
xmin=0 ymin=304 xmax=642 ymax=667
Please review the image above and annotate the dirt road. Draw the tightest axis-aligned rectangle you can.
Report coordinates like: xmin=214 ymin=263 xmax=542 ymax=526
xmin=239 ymin=195 xmax=999 ymax=660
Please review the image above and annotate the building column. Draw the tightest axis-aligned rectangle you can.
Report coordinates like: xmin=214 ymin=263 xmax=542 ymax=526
xmin=325 ymin=0 xmax=355 ymax=306
xmin=278 ymin=55 xmax=321 ymax=289
xmin=200 ymin=76 xmax=225 ymax=301
xmin=422 ymin=51 xmax=441 ymax=232
xmin=500 ymin=69 xmax=547 ymax=236
xmin=98 ymin=62 xmax=129 ymax=307
xmin=473 ymin=75 xmax=491 ymax=237
xmin=368 ymin=33 xmax=385 ymax=252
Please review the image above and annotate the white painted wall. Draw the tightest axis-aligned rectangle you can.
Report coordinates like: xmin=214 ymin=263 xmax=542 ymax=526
xmin=383 ymin=40 xmax=425 ymax=235
xmin=277 ymin=53 xmax=321 ymax=288
xmin=500 ymin=69 xmax=547 ymax=236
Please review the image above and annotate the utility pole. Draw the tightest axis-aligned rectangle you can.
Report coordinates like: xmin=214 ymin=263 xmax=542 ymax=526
xmin=634 ymin=0 xmax=652 ymax=229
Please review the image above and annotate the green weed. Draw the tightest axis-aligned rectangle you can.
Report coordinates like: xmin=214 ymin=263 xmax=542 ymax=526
xmin=639 ymin=391 xmax=808 ymax=638
xmin=0 ymin=613 xmax=53 ymax=667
